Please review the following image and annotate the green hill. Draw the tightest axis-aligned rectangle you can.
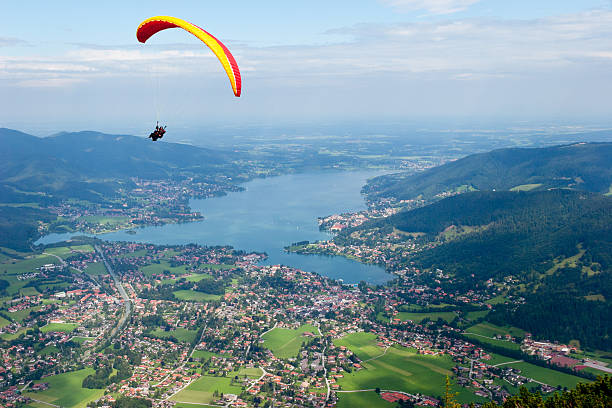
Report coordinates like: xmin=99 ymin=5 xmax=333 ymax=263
xmin=364 ymin=142 xmax=612 ymax=201
xmin=341 ymin=190 xmax=612 ymax=349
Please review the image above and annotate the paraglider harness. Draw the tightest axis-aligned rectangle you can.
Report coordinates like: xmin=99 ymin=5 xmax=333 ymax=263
xmin=149 ymin=122 xmax=166 ymax=141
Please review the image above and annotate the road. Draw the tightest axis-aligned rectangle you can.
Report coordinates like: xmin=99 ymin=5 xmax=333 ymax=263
xmin=94 ymin=245 xmax=131 ymax=338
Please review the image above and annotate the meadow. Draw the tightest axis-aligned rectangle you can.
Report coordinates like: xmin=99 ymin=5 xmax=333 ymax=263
xmin=336 ymin=391 xmax=394 ymax=408
xmin=83 ymin=262 xmax=107 ymax=275
xmin=140 ymin=260 xmax=190 ymax=277
xmin=170 ymin=375 xmax=242 ymax=404
xmin=24 ymin=368 xmax=105 ymax=408
xmin=395 ymin=311 xmax=457 ymax=323
xmin=333 ymin=332 xmax=385 ymax=360
xmin=173 ymin=290 xmax=221 ymax=302
xmin=465 ymin=322 xmax=525 ymax=338
xmin=262 ymin=324 xmax=319 ymax=359
xmin=41 ymin=322 xmax=78 ymax=333
xmin=149 ymin=327 xmax=198 ymax=343
xmin=337 ymin=346 xmax=487 ymax=404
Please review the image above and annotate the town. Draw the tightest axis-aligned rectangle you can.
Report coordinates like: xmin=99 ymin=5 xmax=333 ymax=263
xmin=1 ymin=231 xmax=607 ymax=408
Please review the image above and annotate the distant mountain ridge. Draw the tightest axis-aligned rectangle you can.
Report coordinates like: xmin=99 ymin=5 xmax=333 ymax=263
xmin=364 ymin=142 xmax=612 ymax=201
xmin=0 ymin=128 xmax=242 ymax=250
xmin=0 ymin=128 xmax=238 ymax=196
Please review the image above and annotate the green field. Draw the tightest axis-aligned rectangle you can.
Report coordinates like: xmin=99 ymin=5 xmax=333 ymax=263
xmin=83 ymin=262 xmax=107 ymax=275
xmin=161 ymin=272 xmax=211 ymax=285
xmin=71 ymin=336 xmax=94 ymax=345
xmin=337 ymin=346 xmax=486 ymax=404
xmin=150 ymin=328 xmax=198 ymax=343
xmin=198 ymin=263 xmax=235 ymax=271
xmin=510 ymin=183 xmax=543 ymax=192
xmin=399 ymin=303 xmax=454 ymax=311
xmin=41 ymin=322 xmax=78 ymax=333
xmin=39 ymin=345 xmax=60 ymax=356
xmin=1 ymin=327 xmax=27 ymax=341
xmin=0 ymin=315 xmax=10 ymax=328
xmin=170 ymin=375 xmax=242 ymax=404
xmin=192 ymin=350 xmax=222 ymax=361
xmin=465 ymin=322 xmax=525 ymax=339
xmin=236 ymin=367 xmax=263 ymax=379
xmin=140 ymin=260 xmax=190 ymax=277
xmin=80 ymin=215 xmax=129 ymax=227
xmin=337 ymin=391 xmax=394 ymax=408
xmin=45 ymin=245 xmax=94 ymax=259
xmin=395 ymin=311 xmax=457 ymax=323
xmin=502 ymin=361 xmax=588 ymax=389
xmin=1 ymin=254 xmax=61 ymax=276
xmin=333 ymin=332 xmax=386 ymax=361
xmin=173 ymin=290 xmax=221 ymax=302
xmin=483 ymin=352 xmax=518 ymax=366
xmin=262 ymin=324 xmax=319 ymax=359
xmin=24 ymin=368 xmax=105 ymax=408
xmin=465 ymin=310 xmax=489 ymax=321
xmin=8 ymin=306 xmax=42 ymax=322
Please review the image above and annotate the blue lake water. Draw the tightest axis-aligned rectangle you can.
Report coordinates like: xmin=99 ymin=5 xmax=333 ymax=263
xmin=36 ymin=171 xmax=391 ymax=284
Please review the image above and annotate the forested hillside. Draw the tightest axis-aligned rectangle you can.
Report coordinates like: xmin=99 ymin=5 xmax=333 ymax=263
xmin=340 ymin=190 xmax=612 ymax=349
xmin=364 ymin=142 xmax=612 ymax=201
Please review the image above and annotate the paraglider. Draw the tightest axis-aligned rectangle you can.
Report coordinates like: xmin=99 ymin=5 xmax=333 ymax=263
xmin=137 ymin=16 xmax=242 ymax=141
xmin=148 ymin=122 xmax=166 ymax=141
xmin=137 ymin=16 xmax=241 ymax=97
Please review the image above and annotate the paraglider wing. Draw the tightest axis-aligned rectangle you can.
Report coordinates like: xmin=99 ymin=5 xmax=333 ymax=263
xmin=136 ymin=16 xmax=241 ymax=97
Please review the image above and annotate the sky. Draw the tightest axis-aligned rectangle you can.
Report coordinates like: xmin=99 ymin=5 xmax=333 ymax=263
xmin=1 ymin=0 xmax=612 ymax=136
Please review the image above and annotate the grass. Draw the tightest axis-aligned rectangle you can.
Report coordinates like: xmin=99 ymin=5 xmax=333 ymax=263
xmin=83 ymin=262 xmax=107 ymax=275
xmin=337 ymin=391 xmax=394 ymax=408
xmin=140 ymin=260 xmax=190 ymax=277
xmin=198 ymin=263 xmax=234 ymax=271
xmin=236 ymin=367 xmax=263 ymax=379
xmin=173 ymin=290 xmax=221 ymax=302
xmin=502 ymin=361 xmax=588 ymax=389
xmin=465 ymin=322 xmax=525 ymax=338
xmin=170 ymin=375 xmax=242 ymax=404
xmin=192 ymin=350 xmax=222 ymax=361
xmin=161 ymin=273 xmax=211 ymax=285
xmin=45 ymin=245 xmax=94 ymax=259
xmin=485 ymin=294 xmax=508 ymax=305
xmin=395 ymin=311 xmax=457 ymax=324
xmin=79 ymin=215 xmax=129 ymax=227
xmin=482 ymin=352 xmax=518 ymax=366
xmin=0 ymin=315 xmax=10 ymax=328
xmin=0 ymin=254 xmax=61 ymax=276
xmin=41 ymin=322 xmax=78 ymax=333
xmin=39 ymin=345 xmax=60 ymax=356
xmin=150 ymin=328 xmax=198 ymax=343
xmin=71 ymin=336 xmax=94 ymax=345
xmin=8 ymin=306 xmax=42 ymax=322
xmin=465 ymin=310 xmax=489 ymax=321
xmin=333 ymin=332 xmax=386 ymax=361
xmin=399 ymin=303 xmax=454 ymax=311
xmin=24 ymin=368 xmax=105 ymax=408
xmin=337 ymin=346 xmax=486 ymax=404
xmin=1 ymin=327 xmax=28 ymax=341
xmin=20 ymin=286 xmax=40 ymax=296
xmin=510 ymin=184 xmax=543 ymax=192
xmin=262 ymin=324 xmax=319 ymax=359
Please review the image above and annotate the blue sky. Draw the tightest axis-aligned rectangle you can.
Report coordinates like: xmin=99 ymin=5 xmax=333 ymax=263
xmin=2 ymin=0 xmax=612 ymax=136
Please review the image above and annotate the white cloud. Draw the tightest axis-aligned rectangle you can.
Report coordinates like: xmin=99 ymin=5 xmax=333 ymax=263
xmin=381 ymin=0 xmax=481 ymax=15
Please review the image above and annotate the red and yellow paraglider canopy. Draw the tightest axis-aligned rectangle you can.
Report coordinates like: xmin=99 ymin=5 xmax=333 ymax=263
xmin=137 ymin=16 xmax=241 ymax=97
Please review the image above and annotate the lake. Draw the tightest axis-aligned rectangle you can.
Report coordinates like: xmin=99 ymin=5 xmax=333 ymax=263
xmin=36 ymin=171 xmax=391 ymax=284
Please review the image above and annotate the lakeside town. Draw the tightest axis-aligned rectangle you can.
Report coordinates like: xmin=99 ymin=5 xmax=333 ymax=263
xmin=1 ymin=233 xmax=608 ymax=408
